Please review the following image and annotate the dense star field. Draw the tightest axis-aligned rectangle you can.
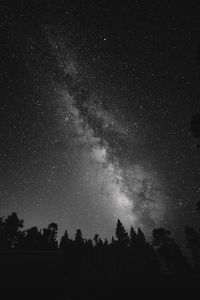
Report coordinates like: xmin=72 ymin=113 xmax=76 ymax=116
xmin=1 ymin=1 xmax=200 ymax=243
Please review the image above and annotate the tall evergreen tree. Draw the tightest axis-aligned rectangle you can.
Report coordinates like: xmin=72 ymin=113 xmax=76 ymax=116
xmin=115 ymin=219 xmax=129 ymax=245
xmin=137 ymin=228 xmax=146 ymax=244
xmin=152 ymin=227 xmax=189 ymax=274
xmin=24 ymin=226 xmax=42 ymax=250
xmin=104 ymin=238 xmax=109 ymax=247
xmin=60 ymin=230 xmax=71 ymax=250
xmin=130 ymin=226 xmax=138 ymax=246
xmin=93 ymin=234 xmax=99 ymax=246
xmin=42 ymin=223 xmax=58 ymax=250
xmin=2 ymin=212 xmax=24 ymax=249
xmin=75 ymin=229 xmax=84 ymax=246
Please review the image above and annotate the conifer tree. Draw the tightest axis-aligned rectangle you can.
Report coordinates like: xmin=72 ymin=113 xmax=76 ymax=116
xmin=115 ymin=219 xmax=129 ymax=245
xmin=130 ymin=226 xmax=138 ymax=246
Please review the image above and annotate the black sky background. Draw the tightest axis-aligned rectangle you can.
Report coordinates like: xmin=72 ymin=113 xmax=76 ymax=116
xmin=1 ymin=0 xmax=200 ymax=245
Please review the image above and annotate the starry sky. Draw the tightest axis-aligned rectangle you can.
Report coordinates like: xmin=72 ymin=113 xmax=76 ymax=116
xmin=1 ymin=1 xmax=200 ymax=242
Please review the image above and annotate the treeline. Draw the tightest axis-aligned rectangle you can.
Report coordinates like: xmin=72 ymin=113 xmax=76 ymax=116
xmin=1 ymin=211 xmax=200 ymax=296
xmin=0 ymin=212 xmax=200 ymax=273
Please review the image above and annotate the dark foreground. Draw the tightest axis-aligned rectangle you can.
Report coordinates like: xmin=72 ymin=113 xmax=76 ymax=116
xmin=0 ymin=250 xmax=199 ymax=300
xmin=1 ymin=215 xmax=200 ymax=299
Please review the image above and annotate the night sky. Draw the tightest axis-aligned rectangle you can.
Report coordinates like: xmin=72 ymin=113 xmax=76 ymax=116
xmin=1 ymin=1 xmax=200 ymax=243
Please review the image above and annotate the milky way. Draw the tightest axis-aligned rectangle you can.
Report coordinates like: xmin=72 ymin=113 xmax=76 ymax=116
xmin=49 ymin=34 xmax=168 ymax=236
xmin=1 ymin=1 xmax=199 ymax=242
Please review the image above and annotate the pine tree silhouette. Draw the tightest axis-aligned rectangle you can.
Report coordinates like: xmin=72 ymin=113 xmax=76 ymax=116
xmin=42 ymin=223 xmax=58 ymax=250
xmin=60 ymin=230 xmax=71 ymax=250
xmin=137 ymin=227 xmax=146 ymax=244
xmin=115 ymin=219 xmax=129 ymax=246
xmin=24 ymin=226 xmax=42 ymax=250
xmin=75 ymin=229 xmax=84 ymax=246
xmin=2 ymin=212 xmax=24 ymax=249
xmin=130 ymin=226 xmax=138 ymax=246
xmin=153 ymin=227 xmax=189 ymax=275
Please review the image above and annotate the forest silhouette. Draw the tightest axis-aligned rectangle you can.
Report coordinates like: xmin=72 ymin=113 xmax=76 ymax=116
xmin=1 ymin=210 xmax=200 ymax=299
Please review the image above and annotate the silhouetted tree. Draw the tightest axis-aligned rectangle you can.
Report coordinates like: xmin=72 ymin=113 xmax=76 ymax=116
xmin=185 ymin=226 xmax=200 ymax=268
xmin=93 ymin=234 xmax=99 ymax=246
xmin=23 ymin=226 xmax=42 ymax=250
xmin=115 ymin=219 xmax=129 ymax=246
xmin=75 ymin=229 xmax=84 ymax=246
xmin=111 ymin=236 xmax=115 ymax=245
xmin=85 ymin=238 xmax=93 ymax=248
xmin=130 ymin=226 xmax=138 ymax=246
xmin=104 ymin=238 xmax=109 ymax=247
xmin=152 ymin=228 xmax=172 ymax=247
xmin=137 ymin=228 xmax=146 ymax=244
xmin=42 ymin=223 xmax=58 ymax=250
xmin=0 ymin=215 xmax=5 ymax=249
xmin=60 ymin=229 xmax=71 ymax=250
xmin=98 ymin=237 xmax=104 ymax=247
xmin=1 ymin=212 xmax=24 ymax=249
xmin=152 ymin=228 xmax=188 ymax=275
xmin=0 ymin=215 xmax=3 ymax=228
